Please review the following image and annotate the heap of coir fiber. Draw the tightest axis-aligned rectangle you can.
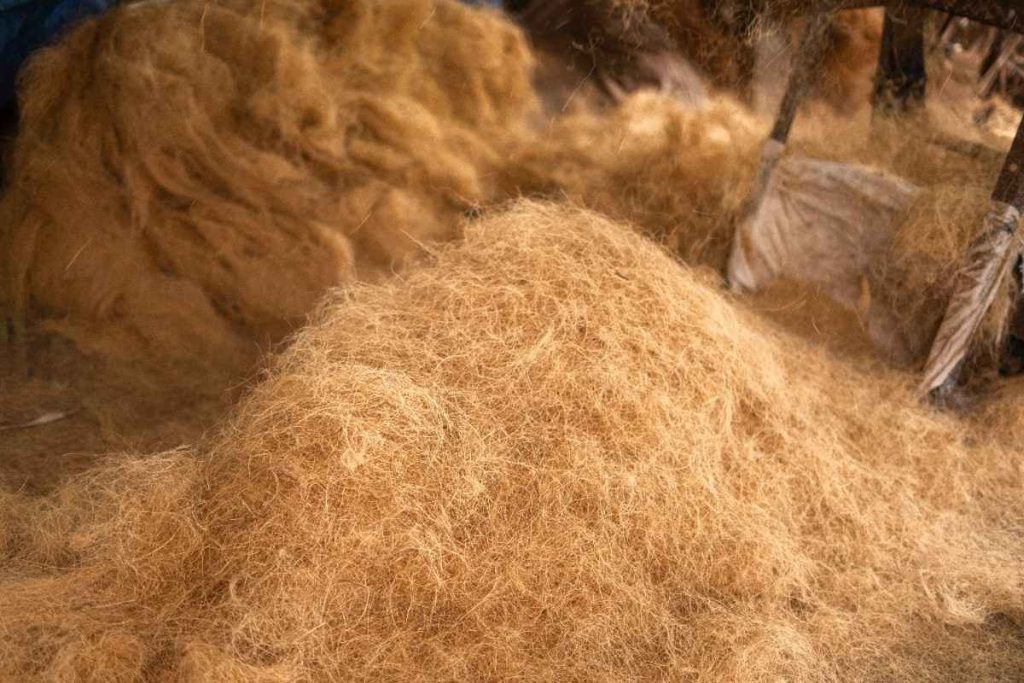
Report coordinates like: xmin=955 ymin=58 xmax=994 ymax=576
xmin=0 ymin=0 xmax=536 ymax=391
xmin=506 ymin=88 xmax=1017 ymax=371
xmin=2 ymin=203 xmax=1022 ymax=681
xmin=505 ymin=92 xmax=763 ymax=270
xmin=600 ymin=0 xmax=882 ymax=112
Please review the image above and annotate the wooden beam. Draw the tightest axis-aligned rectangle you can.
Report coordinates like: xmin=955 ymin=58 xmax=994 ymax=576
xmin=873 ymin=5 xmax=928 ymax=114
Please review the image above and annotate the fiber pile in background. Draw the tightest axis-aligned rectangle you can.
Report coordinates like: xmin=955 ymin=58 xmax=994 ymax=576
xmin=506 ymin=87 xmax=1014 ymax=371
xmin=2 ymin=203 xmax=1022 ymax=680
xmin=504 ymin=93 xmax=762 ymax=270
xmin=2 ymin=2 xmax=1023 ymax=678
xmin=0 ymin=0 xmax=1003 ymax=400
xmin=598 ymin=0 xmax=882 ymax=112
xmin=0 ymin=0 xmax=536 ymax=392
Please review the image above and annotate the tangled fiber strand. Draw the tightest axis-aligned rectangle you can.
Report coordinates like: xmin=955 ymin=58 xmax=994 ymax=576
xmin=0 ymin=0 xmax=536 ymax=390
xmin=2 ymin=202 xmax=1022 ymax=680
xmin=504 ymin=93 xmax=763 ymax=271
xmin=506 ymin=87 xmax=1017 ymax=370
xmin=787 ymin=111 xmax=1013 ymax=367
xmin=508 ymin=0 xmax=708 ymax=108
xmin=606 ymin=1 xmax=882 ymax=112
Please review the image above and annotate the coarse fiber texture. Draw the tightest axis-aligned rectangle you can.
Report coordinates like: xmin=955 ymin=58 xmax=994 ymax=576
xmin=507 ymin=92 xmax=1017 ymax=372
xmin=2 ymin=203 xmax=1022 ymax=681
xmin=0 ymin=0 xmax=536 ymax=391
xmin=607 ymin=1 xmax=883 ymax=112
xmin=509 ymin=0 xmax=707 ymax=108
xmin=504 ymin=93 xmax=764 ymax=271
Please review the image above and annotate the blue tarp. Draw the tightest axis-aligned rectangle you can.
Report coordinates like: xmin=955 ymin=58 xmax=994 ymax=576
xmin=0 ymin=0 xmax=114 ymax=108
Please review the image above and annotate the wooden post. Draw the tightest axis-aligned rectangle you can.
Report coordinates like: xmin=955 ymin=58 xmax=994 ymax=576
xmin=873 ymin=4 xmax=928 ymax=115
xmin=769 ymin=13 xmax=834 ymax=144
xmin=727 ymin=12 xmax=833 ymax=291
xmin=920 ymin=110 xmax=1024 ymax=398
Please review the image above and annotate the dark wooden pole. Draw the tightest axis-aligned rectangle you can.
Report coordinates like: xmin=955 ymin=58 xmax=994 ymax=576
xmin=872 ymin=4 xmax=928 ymax=115
xmin=727 ymin=12 xmax=833 ymax=292
xmin=921 ymin=111 xmax=1024 ymax=397
xmin=770 ymin=12 xmax=834 ymax=143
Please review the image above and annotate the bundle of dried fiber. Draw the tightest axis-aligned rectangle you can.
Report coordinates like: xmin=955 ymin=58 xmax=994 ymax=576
xmin=613 ymin=0 xmax=756 ymax=92
xmin=607 ymin=1 xmax=882 ymax=112
xmin=508 ymin=0 xmax=706 ymax=108
xmin=814 ymin=7 xmax=885 ymax=114
xmin=0 ymin=0 xmax=536 ymax=392
xmin=2 ymin=202 xmax=1022 ymax=680
xmin=512 ymin=88 xmax=1010 ymax=370
xmin=503 ymin=92 xmax=763 ymax=271
xmin=787 ymin=112 xmax=1010 ymax=368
